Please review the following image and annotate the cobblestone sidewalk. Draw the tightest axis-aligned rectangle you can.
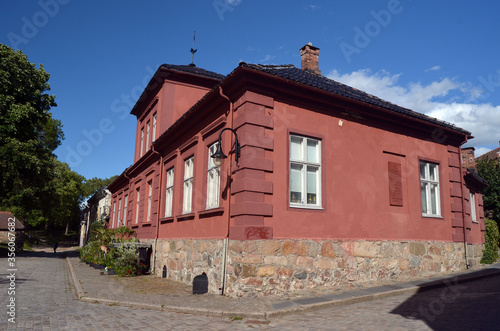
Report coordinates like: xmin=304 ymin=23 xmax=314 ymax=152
xmin=67 ymin=249 xmax=500 ymax=320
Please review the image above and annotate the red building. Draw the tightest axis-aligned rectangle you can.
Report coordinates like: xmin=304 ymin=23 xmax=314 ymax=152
xmin=108 ymin=44 xmax=486 ymax=297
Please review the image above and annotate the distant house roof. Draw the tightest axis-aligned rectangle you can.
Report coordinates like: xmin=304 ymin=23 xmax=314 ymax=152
xmin=160 ymin=64 xmax=226 ymax=81
xmin=239 ymin=63 xmax=471 ymax=135
xmin=476 ymin=147 xmax=500 ymax=161
xmin=0 ymin=211 xmax=25 ymax=231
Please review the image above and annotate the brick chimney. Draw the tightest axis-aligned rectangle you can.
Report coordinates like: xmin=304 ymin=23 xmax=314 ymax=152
xmin=300 ymin=43 xmax=321 ymax=75
xmin=461 ymin=147 xmax=476 ymax=169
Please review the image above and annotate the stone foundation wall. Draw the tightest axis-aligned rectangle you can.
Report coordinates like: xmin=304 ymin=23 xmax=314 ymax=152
xmin=151 ymin=238 xmax=484 ymax=297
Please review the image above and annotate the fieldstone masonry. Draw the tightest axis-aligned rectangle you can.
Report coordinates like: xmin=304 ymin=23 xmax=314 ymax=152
xmin=151 ymin=238 xmax=484 ymax=297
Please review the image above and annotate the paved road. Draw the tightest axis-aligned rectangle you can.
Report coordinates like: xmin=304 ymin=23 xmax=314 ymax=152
xmin=1 ymin=251 xmax=499 ymax=330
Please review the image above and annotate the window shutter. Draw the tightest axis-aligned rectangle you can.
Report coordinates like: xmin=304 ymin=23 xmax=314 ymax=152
xmin=388 ymin=162 xmax=403 ymax=206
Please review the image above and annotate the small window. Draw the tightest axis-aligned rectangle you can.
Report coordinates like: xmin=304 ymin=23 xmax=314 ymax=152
xmin=117 ymin=198 xmax=122 ymax=227
xmin=470 ymin=192 xmax=477 ymax=223
xmin=112 ymin=202 xmax=117 ymax=228
xmin=135 ymin=187 xmax=140 ymax=224
xmin=152 ymin=113 xmax=157 ymax=142
xmin=147 ymin=180 xmax=153 ymax=222
xmin=123 ymin=194 xmax=128 ymax=224
xmin=140 ymin=128 xmax=144 ymax=157
xmin=183 ymin=157 xmax=194 ymax=213
xmin=420 ymin=161 xmax=441 ymax=217
xmin=207 ymin=142 xmax=221 ymax=209
xmin=165 ymin=167 xmax=174 ymax=217
xmin=146 ymin=120 xmax=150 ymax=150
xmin=289 ymin=135 xmax=321 ymax=208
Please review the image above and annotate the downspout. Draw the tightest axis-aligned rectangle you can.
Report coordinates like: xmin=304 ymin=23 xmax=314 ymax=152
xmin=218 ymin=86 xmax=233 ymax=295
xmin=458 ymin=136 xmax=470 ymax=269
xmin=152 ymin=144 xmax=163 ymax=275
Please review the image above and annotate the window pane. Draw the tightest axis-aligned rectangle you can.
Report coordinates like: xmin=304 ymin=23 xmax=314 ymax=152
xmin=307 ymin=140 xmax=319 ymax=163
xmin=290 ymin=136 xmax=303 ymax=160
xmin=430 ymin=184 xmax=438 ymax=215
xmin=307 ymin=166 xmax=318 ymax=204
xmin=419 ymin=162 xmax=426 ymax=179
xmin=290 ymin=163 xmax=302 ymax=203
xmin=421 ymin=182 xmax=427 ymax=214
xmin=429 ymin=164 xmax=438 ymax=181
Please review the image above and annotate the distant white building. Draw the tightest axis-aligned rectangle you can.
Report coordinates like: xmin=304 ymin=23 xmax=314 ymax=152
xmin=80 ymin=189 xmax=111 ymax=247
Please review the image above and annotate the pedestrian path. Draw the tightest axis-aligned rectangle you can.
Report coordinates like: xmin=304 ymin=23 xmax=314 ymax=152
xmin=66 ymin=250 xmax=500 ymax=321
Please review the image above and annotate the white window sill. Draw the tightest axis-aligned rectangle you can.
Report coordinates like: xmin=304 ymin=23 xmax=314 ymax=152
xmin=290 ymin=204 xmax=323 ymax=210
xmin=422 ymin=214 xmax=443 ymax=219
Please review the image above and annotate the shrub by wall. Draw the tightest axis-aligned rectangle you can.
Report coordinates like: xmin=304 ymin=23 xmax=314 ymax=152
xmin=481 ymin=219 xmax=500 ymax=264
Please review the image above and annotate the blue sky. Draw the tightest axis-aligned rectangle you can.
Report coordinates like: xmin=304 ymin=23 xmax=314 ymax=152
xmin=1 ymin=0 xmax=499 ymax=180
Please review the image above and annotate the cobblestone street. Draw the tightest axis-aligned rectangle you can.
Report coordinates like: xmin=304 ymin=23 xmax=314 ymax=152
xmin=1 ymin=250 xmax=499 ymax=330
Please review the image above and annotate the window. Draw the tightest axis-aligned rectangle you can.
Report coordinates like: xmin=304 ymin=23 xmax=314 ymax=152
xmin=135 ymin=187 xmax=140 ymax=224
xmin=289 ymin=135 xmax=321 ymax=208
xmin=147 ymin=180 xmax=153 ymax=222
xmin=183 ymin=157 xmax=194 ymax=213
xmin=146 ymin=120 xmax=150 ymax=150
xmin=152 ymin=113 xmax=157 ymax=142
xmin=117 ymin=198 xmax=122 ymax=227
xmin=140 ymin=128 xmax=144 ymax=157
xmin=112 ymin=202 xmax=116 ymax=228
xmin=470 ymin=192 xmax=477 ymax=222
xmin=206 ymin=143 xmax=221 ymax=209
xmin=165 ymin=167 xmax=174 ymax=217
xmin=420 ymin=161 xmax=441 ymax=217
xmin=123 ymin=194 xmax=128 ymax=224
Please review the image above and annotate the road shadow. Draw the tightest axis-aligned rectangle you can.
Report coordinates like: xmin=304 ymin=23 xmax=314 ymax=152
xmin=390 ymin=265 xmax=500 ymax=330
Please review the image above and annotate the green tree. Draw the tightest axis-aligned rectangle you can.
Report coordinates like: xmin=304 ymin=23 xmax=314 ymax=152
xmin=0 ymin=44 xmax=64 ymax=228
xmin=476 ymin=157 xmax=500 ymax=225
xmin=49 ymin=160 xmax=86 ymax=235
xmin=83 ymin=175 xmax=118 ymax=199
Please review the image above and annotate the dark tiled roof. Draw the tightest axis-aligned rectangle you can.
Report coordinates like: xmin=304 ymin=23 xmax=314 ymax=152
xmin=476 ymin=147 xmax=500 ymax=161
xmin=161 ymin=64 xmax=225 ymax=81
xmin=464 ymin=169 xmax=487 ymax=189
xmin=0 ymin=211 xmax=25 ymax=230
xmin=239 ymin=63 xmax=470 ymax=135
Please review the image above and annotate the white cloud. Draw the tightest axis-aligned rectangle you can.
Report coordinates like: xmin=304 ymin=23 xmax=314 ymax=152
xmin=327 ymin=69 xmax=500 ymax=151
xmin=259 ymin=54 xmax=275 ymax=63
xmin=474 ymin=147 xmax=492 ymax=158
xmin=425 ymin=65 xmax=441 ymax=72
xmin=308 ymin=4 xmax=320 ymax=10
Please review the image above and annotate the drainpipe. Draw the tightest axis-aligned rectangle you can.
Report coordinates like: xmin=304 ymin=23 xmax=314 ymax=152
xmin=152 ymin=144 xmax=163 ymax=275
xmin=218 ymin=86 xmax=234 ymax=295
xmin=459 ymin=137 xmax=470 ymax=269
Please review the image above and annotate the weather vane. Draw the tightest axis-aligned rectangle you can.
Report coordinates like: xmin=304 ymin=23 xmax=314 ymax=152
xmin=190 ymin=30 xmax=197 ymax=66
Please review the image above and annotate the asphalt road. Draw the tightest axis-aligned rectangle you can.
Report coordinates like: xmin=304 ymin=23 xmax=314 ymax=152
xmin=1 ymin=250 xmax=499 ymax=330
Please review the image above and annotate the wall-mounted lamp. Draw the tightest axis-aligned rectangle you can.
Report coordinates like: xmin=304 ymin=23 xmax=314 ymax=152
xmin=211 ymin=128 xmax=240 ymax=167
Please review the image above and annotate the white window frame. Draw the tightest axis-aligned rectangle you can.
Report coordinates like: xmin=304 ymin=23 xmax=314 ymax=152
xmin=140 ymin=128 xmax=144 ymax=157
xmin=117 ymin=198 xmax=122 ymax=227
xmin=206 ymin=142 xmax=221 ymax=209
xmin=123 ymin=194 xmax=128 ymax=225
xmin=135 ymin=187 xmax=140 ymax=224
xmin=289 ymin=134 xmax=322 ymax=209
xmin=112 ymin=202 xmax=116 ymax=228
xmin=165 ymin=167 xmax=174 ymax=217
xmin=152 ymin=113 xmax=157 ymax=142
xmin=183 ymin=157 xmax=194 ymax=214
xmin=420 ymin=161 xmax=441 ymax=217
xmin=470 ymin=192 xmax=477 ymax=223
xmin=146 ymin=120 xmax=150 ymax=150
xmin=147 ymin=180 xmax=152 ymax=222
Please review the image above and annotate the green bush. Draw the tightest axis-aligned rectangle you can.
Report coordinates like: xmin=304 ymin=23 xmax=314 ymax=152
xmin=481 ymin=218 xmax=500 ymax=264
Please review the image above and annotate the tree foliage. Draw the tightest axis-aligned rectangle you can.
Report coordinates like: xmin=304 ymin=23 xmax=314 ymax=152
xmin=83 ymin=175 xmax=118 ymax=198
xmin=476 ymin=157 xmax=500 ymax=224
xmin=481 ymin=218 xmax=500 ymax=264
xmin=0 ymin=44 xmax=64 ymax=228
